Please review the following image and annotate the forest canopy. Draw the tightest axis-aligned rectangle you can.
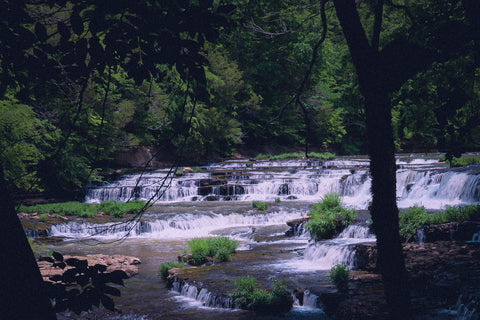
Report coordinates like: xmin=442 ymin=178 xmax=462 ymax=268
xmin=1 ymin=0 xmax=479 ymax=197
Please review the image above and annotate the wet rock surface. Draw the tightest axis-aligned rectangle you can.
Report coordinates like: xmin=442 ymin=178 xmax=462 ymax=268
xmin=328 ymin=241 xmax=480 ymax=320
xmin=419 ymin=221 xmax=480 ymax=242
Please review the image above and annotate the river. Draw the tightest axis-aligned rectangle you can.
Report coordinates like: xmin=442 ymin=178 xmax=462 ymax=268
xmin=45 ymin=154 xmax=479 ymax=319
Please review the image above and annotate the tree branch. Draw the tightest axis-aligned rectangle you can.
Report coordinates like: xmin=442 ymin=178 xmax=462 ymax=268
xmin=371 ymin=0 xmax=384 ymax=51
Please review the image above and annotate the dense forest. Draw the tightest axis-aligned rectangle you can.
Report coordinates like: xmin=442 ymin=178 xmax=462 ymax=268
xmin=2 ymin=0 xmax=479 ymax=199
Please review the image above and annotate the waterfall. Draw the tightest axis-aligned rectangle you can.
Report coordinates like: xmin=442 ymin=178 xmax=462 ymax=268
xmin=85 ymin=157 xmax=479 ymax=210
xmin=48 ymin=210 xmax=306 ymax=240
xmin=288 ymin=224 xmax=375 ymax=271
xmin=302 ymin=290 xmax=319 ymax=308
xmin=171 ymin=278 xmax=234 ymax=309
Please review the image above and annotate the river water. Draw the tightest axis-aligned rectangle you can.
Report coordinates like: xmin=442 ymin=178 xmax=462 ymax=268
xmin=47 ymin=154 xmax=479 ymax=319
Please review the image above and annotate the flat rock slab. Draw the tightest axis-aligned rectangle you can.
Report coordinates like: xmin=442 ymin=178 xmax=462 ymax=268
xmin=38 ymin=254 xmax=141 ymax=281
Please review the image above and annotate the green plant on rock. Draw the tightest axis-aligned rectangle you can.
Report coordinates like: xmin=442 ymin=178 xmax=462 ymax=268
xmin=330 ymin=264 xmax=350 ymax=293
xmin=186 ymin=237 xmax=238 ymax=265
xmin=399 ymin=205 xmax=480 ymax=242
xmin=306 ymin=193 xmax=356 ymax=241
xmin=252 ymin=200 xmax=268 ymax=211
xmin=157 ymin=260 xmax=185 ymax=280
xmin=441 ymin=156 xmax=480 ymax=167
xmin=229 ymin=276 xmax=293 ymax=315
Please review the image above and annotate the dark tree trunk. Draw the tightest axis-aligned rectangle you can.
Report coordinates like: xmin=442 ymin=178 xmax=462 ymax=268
xmin=364 ymin=87 xmax=411 ymax=319
xmin=333 ymin=0 xmax=412 ymax=318
xmin=0 ymin=165 xmax=56 ymax=319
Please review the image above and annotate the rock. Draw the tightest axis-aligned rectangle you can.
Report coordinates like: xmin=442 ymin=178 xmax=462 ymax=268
xmin=454 ymin=221 xmax=480 ymax=241
xmin=17 ymin=212 xmax=39 ymax=219
xmin=285 ymin=217 xmax=310 ymax=237
xmin=326 ymin=242 xmax=480 ymax=319
xmin=419 ymin=221 xmax=480 ymax=243
xmin=353 ymin=243 xmax=377 ymax=271
xmin=286 ymin=217 xmax=310 ymax=227
xmin=38 ymin=254 xmax=141 ymax=281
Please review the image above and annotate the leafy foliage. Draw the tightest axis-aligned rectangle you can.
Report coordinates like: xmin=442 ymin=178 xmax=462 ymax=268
xmin=399 ymin=205 xmax=480 ymax=242
xmin=329 ymin=264 xmax=350 ymax=293
xmin=41 ymin=252 xmax=129 ymax=315
xmin=446 ymin=156 xmax=480 ymax=167
xmin=229 ymin=276 xmax=293 ymax=315
xmin=0 ymin=96 xmax=57 ymax=191
xmin=307 ymin=193 xmax=357 ymax=241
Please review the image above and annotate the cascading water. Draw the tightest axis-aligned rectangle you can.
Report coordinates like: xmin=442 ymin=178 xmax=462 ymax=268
xmin=172 ymin=278 xmax=235 ymax=309
xmin=283 ymin=224 xmax=376 ymax=271
xmin=85 ymin=156 xmax=480 ymax=210
xmin=49 ymin=209 xmax=306 ymax=240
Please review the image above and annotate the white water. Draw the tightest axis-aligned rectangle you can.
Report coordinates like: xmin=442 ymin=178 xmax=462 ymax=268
xmin=280 ymin=224 xmax=376 ymax=271
xmin=85 ymin=156 xmax=480 ymax=210
xmin=49 ymin=209 xmax=305 ymax=240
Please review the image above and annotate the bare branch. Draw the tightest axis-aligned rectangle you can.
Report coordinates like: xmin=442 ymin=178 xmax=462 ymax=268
xmin=250 ymin=17 xmax=290 ymax=36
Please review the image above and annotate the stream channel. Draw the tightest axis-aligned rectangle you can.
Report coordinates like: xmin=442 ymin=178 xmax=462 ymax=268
xmin=44 ymin=154 xmax=480 ymax=319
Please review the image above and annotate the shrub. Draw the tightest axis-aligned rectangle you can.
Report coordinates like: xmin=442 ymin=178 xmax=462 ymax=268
xmin=306 ymin=193 xmax=356 ymax=241
xmin=252 ymin=200 xmax=268 ymax=211
xmin=157 ymin=261 xmax=185 ymax=279
xmin=330 ymin=264 xmax=350 ymax=293
xmin=398 ymin=205 xmax=431 ymax=241
xmin=229 ymin=277 xmax=293 ymax=315
xmin=450 ymin=157 xmax=480 ymax=167
xmin=187 ymin=237 xmax=238 ymax=265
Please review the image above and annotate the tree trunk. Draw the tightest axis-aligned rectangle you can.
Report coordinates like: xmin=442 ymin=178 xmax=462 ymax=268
xmin=0 ymin=165 xmax=57 ymax=319
xmin=333 ymin=0 xmax=412 ymax=318
xmin=364 ymin=87 xmax=412 ymax=319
